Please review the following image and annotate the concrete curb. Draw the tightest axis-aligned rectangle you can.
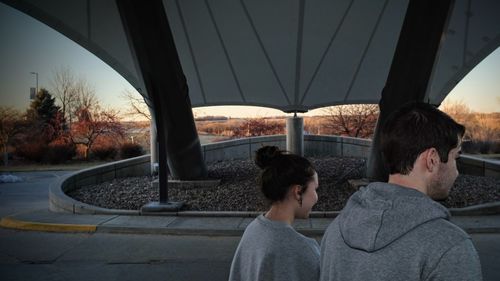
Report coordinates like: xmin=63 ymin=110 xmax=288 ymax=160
xmin=459 ymin=227 xmax=500 ymax=234
xmin=2 ymin=216 xmax=499 ymax=236
xmin=0 ymin=216 xmax=97 ymax=233
xmin=0 ymin=214 xmax=347 ymax=237
xmin=95 ymin=226 xmax=327 ymax=237
xmin=95 ymin=226 xmax=246 ymax=237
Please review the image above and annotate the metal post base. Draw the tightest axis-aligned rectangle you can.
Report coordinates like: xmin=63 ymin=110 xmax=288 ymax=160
xmin=141 ymin=201 xmax=184 ymax=213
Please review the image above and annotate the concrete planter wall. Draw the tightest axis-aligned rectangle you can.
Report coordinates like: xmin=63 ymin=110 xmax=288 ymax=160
xmin=201 ymin=135 xmax=499 ymax=179
xmin=49 ymin=135 xmax=500 ymax=214
xmin=49 ymin=155 xmax=150 ymax=214
xmin=457 ymin=155 xmax=500 ymax=178
xmin=202 ymin=135 xmax=372 ymax=163
xmin=49 ymin=135 xmax=373 ymax=213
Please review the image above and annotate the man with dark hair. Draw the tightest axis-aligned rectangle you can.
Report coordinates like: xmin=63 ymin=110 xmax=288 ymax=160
xmin=320 ymin=102 xmax=482 ymax=281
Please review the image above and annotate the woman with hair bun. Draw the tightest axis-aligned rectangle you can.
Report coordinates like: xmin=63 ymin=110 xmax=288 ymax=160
xmin=229 ymin=146 xmax=320 ymax=281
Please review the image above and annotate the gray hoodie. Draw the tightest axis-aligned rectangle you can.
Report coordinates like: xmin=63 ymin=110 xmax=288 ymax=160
xmin=229 ymin=215 xmax=320 ymax=281
xmin=320 ymin=182 xmax=482 ymax=281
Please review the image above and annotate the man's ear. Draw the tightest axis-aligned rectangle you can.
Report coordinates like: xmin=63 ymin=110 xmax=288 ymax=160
xmin=425 ymin=148 xmax=440 ymax=173
xmin=292 ymin=185 xmax=303 ymax=200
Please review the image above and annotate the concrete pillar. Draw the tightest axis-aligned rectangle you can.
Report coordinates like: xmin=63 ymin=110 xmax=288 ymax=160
xmin=286 ymin=116 xmax=304 ymax=156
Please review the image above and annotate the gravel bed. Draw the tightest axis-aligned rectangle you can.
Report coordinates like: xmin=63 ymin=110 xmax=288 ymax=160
xmin=67 ymin=157 xmax=500 ymax=211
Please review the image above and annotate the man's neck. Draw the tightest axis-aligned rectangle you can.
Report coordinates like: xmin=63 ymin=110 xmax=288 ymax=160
xmin=388 ymin=174 xmax=428 ymax=195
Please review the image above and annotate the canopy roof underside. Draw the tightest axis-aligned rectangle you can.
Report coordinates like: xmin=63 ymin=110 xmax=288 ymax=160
xmin=4 ymin=0 xmax=500 ymax=112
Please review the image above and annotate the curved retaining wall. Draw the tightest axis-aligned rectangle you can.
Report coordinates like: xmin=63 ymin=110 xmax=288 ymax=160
xmin=457 ymin=155 xmax=500 ymax=178
xmin=202 ymin=135 xmax=500 ymax=178
xmin=49 ymin=135 xmax=500 ymax=214
xmin=50 ymin=155 xmax=150 ymax=214
xmin=202 ymin=135 xmax=371 ymax=163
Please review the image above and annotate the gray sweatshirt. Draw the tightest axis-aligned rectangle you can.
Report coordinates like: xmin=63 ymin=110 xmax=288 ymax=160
xmin=229 ymin=214 xmax=320 ymax=281
xmin=320 ymin=182 xmax=482 ymax=281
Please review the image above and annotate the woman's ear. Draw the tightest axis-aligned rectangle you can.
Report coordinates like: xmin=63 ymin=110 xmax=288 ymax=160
xmin=292 ymin=185 xmax=303 ymax=207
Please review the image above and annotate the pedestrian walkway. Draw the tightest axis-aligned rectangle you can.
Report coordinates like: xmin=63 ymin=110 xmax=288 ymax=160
xmin=2 ymin=208 xmax=500 ymax=236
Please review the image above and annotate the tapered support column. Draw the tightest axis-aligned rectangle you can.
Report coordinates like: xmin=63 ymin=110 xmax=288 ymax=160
xmin=286 ymin=116 xmax=304 ymax=156
xmin=117 ymin=0 xmax=207 ymax=211
xmin=366 ymin=0 xmax=454 ymax=181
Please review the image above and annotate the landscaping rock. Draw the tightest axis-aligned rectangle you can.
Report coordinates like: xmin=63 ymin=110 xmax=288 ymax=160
xmin=67 ymin=157 xmax=500 ymax=211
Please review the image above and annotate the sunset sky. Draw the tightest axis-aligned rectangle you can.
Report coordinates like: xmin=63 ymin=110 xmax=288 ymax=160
xmin=1 ymin=2 xmax=498 ymax=119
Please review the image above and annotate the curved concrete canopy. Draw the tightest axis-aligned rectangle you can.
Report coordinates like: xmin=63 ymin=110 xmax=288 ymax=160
xmin=3 ymin=0 xmax=500 ymax=112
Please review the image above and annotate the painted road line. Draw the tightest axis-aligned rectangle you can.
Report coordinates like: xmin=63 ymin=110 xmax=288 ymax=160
xmin=0 ymin=217 xmax=97 ymax=233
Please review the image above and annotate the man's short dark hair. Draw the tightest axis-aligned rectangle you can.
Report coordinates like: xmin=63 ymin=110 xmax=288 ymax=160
xmin=380 ymin=102 xmax=465 ymax=175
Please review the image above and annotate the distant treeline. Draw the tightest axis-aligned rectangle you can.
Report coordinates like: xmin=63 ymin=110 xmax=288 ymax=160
xmin=195 ymin=116 xmax=229 ymax=121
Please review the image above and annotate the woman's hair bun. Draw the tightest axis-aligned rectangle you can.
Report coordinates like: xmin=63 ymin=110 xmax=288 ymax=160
xmin=255 ymin=146 xmax=282 ymax=169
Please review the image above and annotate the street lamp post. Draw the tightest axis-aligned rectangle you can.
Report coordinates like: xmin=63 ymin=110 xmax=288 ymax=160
xmin=30 ymin=72 xmax=38 ymax=95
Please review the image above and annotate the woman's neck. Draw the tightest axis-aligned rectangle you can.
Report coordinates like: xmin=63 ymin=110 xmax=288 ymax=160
xmin=265 ymin=203 xmax=295 ymax=225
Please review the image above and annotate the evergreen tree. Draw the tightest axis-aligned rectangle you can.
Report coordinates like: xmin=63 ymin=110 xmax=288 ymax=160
xmin=26 ymin=88 xmax=60 ymax=124
xmin=24 ymin=88 xmax=64 ymax=143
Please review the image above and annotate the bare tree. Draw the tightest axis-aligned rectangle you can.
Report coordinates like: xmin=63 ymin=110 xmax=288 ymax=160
xmin=439 ymin=99 xmax=473 ymax=124
xmin=70 ymin=83 xmax=125 ymax=159
xmin=51 ymin=66 xmax=99 ymax=130
xmin=322 ymin=104 xmax=379 ymax=138
xmin=439 ymin=99 xmax=478 ymax=140
xmin=49 ymin=66 xmax=129 ymax=160
xmin=51 ymin=66 xmax=77 ymax=126
xmin=474 ymin=113 xmax=500 ymax=141
xmin=73 ymin=79 xmax=97 ymax=114
xmin=71 ymin=106 xmax=124 ymax=159
xmin=0 ymin=107 xmax=23 ymax=165
xmin=121 ymin=89 xmax=151 ymax=121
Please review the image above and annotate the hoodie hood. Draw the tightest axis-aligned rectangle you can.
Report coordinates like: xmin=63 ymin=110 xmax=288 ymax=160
xmin=338 ymin=182 xmax=450 ymax=252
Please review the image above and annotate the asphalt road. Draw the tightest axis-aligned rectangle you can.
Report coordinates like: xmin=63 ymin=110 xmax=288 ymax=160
xmin=0 ymin=171 xmax=240 ymax=281
xmin=0 ymin=171 xmax=70 ymax=217
xmin=0 ymin=228 xmax=498 ymax=281
xmin=0 ymin=228 xmax=239 ymax=281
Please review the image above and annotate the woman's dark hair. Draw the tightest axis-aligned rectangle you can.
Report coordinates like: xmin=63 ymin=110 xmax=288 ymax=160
xmin=255 ymin=146 xmax=316 ymax=202
xmin=380 ymin=102 xmax=465 ymax=175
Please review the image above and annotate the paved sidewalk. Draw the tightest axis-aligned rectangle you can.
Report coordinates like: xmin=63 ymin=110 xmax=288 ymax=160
xmin=1 ymin=170 xmax=499 ymax=237
xmin=2 ymin=208 xmax=500 ymax=236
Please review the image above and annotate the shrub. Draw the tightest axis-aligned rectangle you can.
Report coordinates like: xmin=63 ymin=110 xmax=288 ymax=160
xmin=462 ymin=140 xmax=500 ymax=155
xmin=46 ymin=140 xmax=76 ymax=164
xmin=461 ymin=140 xmax=477 ymax=154
xmin=120 ymin=142 xmax=144 ymax=159
xmin=75 ymin=144 xmax=88 ymax=159
xmin=232 ymin=119 xmax=285 ymax=138
xmin=478 ymin=141 xmax=492 ymax=154
xmin=492 ymin=142 xmax=500 ymax=154
xmin=15 ymin=142 xmax=47 ymax=162
xmin=91 ymin=145 xmax=118 ymax=160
